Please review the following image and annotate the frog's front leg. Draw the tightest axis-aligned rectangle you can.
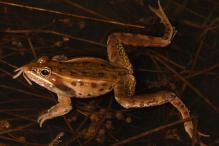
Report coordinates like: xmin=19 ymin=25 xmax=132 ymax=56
xmin=37 ymin=95 xmax=72 ymax=127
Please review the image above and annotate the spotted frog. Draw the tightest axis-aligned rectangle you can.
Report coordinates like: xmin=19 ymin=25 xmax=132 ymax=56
xmin=13 ymin=1 xmax=206 ymax=145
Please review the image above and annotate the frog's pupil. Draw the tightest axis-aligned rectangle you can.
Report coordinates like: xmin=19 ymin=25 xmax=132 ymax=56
xmin=41 ymin=69 xmax=49 ymax=76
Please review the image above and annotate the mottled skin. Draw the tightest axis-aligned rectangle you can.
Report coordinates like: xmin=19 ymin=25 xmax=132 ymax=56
xmin=13 ymin=1 xmax=206 ymax=145
xmin=24 ymin=56 xmax=128 ymax=98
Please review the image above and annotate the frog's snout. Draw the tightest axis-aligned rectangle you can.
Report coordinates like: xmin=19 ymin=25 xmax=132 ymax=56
xmin=21 ymin=65 xmax=32 ymax=75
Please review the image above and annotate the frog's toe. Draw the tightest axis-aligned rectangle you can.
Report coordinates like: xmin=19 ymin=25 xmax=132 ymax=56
xmin=37 ymin=113 xmax=49 ymax=127
xmin=148 ymin=1 xmax=166 ymax=22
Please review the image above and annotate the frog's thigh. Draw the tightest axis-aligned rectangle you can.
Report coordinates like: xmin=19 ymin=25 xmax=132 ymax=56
xmin=37 ymin=95 xmax=72 ymax=127
xmin=114 ymin=82 xmax=194 ymax=139
xmin=107 ymin=35 xmax=133 ymax=73
xmin=107 ymin=36 xmax=136 ymax=94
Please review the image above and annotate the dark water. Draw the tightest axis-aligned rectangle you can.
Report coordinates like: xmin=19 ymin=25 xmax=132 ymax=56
xmin=0 ymin=0 xmax=219 ymax=146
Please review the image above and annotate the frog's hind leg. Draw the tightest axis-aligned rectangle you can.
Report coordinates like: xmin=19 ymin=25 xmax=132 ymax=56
xmin=114 ymin=80 xmax=205 ymax=145
xmin=107 ymin=0 xmax=175 ymax=76
xmin=107 ymin=0 xmax=175 ymax=60
xmin=37 ymin=95 xmax=72 ymax=127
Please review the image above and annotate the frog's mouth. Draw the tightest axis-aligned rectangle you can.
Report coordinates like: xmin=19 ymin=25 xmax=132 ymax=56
xmin=13 ymin=66 xmax=54 ymax=89
xmin=13 ymin=66 xmax=33 ymax=85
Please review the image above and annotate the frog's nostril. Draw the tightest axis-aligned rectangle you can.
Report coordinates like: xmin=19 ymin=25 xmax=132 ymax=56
xmin=31 ymin=67 xmax=37 ymax=73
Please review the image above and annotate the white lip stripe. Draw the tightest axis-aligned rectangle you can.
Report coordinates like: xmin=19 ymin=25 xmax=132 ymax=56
xmin=24 ymin=71 xmax=53 ymax=87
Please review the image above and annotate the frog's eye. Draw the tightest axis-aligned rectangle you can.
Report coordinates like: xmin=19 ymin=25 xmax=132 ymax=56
xmin=38 ymin=56 xmax=49 ymax=64
xmin=40 ymin=67 xmax=51 ymax=77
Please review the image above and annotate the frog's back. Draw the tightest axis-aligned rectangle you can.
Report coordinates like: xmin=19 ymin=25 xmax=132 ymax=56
xmin=52 ymin=57 xmax=128 ymax=81
xmin=49 ymin=57 xmax=129 ymax=98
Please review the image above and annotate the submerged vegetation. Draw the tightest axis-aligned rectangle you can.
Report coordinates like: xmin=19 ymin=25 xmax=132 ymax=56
xmin=0 ymin=0 xmax=218 ymax=145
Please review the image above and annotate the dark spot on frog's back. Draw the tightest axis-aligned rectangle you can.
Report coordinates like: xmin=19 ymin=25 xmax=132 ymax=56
xmin=91 ymin=83 xmax=97 ymax=88
xmin=112 ymin=75 xmax=117 ymax=79
xmin=98 ymin=72 xmax=105 ymax=77
xmin=56 ymin=84 xmax=75 ymax=96
xmin=108 ymin=86 xmax=113 ymax=90
xmin=118 ymin=71 xmax=127 ymax=76
xmin=100 ymin=63 xmax=110 ymax=67
xmin=81 ymin=71 xmax=90 ymax=75
xmin=81 ymin=61 xmax=89 ymax=65
xmin=70 ymin=71 xmax=77 ymax=76
xmin=71 ymin=81 xmax=77 ymax=86
xmin=99 ymin=88 xmax=104 ymax=92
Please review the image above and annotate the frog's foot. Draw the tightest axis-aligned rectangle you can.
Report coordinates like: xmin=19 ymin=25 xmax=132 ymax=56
xmin=37 ymin=104 xmax=72 ymax=127
xmin=149 ymin=0 xmax=176 ymax=41
xmin=149 ymin=0 xmax=167 ymax=23
xmin=37 ymin=96 xmax=72 ymax=127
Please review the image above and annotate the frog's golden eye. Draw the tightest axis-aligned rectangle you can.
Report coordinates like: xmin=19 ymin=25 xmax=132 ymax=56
xmin=40 ymin=67 xmax=51 ymax=77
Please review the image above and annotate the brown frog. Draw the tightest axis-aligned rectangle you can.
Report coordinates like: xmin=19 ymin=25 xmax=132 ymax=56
xmin=13 ymin=1 xmax=206 ymax=145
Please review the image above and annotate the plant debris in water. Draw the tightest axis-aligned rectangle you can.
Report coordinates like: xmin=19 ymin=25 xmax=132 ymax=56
xmin=0 ymin=0 xmax=218 ymax=146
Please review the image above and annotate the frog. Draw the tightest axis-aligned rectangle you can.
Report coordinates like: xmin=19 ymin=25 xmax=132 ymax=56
xmin=13 ymin=1 xmax=206 ymax=145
